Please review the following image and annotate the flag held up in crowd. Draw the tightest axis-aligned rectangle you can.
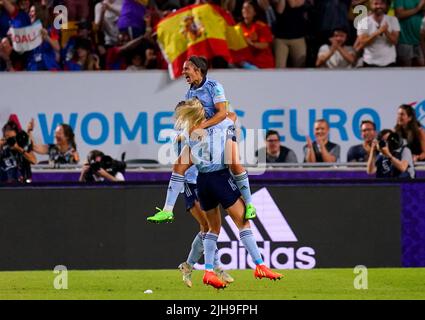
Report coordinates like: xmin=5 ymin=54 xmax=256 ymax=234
xmin=9 ymin=20 xmax=43 ymax=53
xmin=156 ymin=4 xmax=251 ymax=79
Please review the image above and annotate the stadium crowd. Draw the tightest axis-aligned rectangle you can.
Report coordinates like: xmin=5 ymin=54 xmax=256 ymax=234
xmin=0 ymin=0 xmax=425 ymax=71
xmin=1 ymin=102 xmax=424 ymax=183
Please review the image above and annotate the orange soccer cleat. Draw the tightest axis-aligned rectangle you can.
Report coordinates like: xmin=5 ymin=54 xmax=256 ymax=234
xmin=203 ymin=271 xmax=227 ymax=289
xmin=254 ymin=265 xmax=283 ymax=281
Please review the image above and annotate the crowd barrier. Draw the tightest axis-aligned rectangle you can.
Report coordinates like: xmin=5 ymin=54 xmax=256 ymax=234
xmin=0 ymin=180 xmax=423 ymax=271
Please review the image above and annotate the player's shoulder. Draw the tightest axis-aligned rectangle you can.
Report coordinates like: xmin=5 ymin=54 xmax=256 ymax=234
xmin=205 ymin=78 xmax=223 ymax=90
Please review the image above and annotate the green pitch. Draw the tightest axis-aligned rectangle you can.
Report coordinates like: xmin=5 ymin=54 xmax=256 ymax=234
xmin=0 ymin=268 xmax=424 ymax=300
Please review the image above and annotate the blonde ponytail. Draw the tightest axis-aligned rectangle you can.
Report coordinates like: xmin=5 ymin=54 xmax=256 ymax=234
xmin=175 ymin=98 xmax=206 ymax=132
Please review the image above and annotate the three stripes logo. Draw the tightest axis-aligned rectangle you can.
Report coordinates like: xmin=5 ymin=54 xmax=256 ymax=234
xmin=196 ymin=188 xmax=316 ymax=270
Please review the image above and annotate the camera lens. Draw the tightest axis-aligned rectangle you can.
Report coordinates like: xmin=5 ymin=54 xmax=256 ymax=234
xmin=6 ymin=137 xmax=16 ymax=147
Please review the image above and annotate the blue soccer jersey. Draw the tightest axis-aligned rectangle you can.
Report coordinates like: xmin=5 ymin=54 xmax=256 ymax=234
xmin=185 ymin=78 xmax=227 ymax=119
xmin=183 ymin=118 xmax=236 ymax=173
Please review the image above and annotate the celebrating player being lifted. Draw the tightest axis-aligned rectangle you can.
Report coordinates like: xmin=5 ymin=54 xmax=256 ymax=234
xmin=147 ymin=56 xmax=256 ymax=223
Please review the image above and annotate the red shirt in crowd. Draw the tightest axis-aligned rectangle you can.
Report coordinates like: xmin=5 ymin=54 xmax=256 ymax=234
xmin=240 ymin=20 xmax=275 ymax=69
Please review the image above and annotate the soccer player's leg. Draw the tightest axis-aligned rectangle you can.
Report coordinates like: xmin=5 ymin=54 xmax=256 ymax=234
xmin=197 ymin=172 xmax=227 ymax=289
xmin=225 ymin=138 xmax=256 ymax=220
xmin=178 ymin=186 xmax=207 ymax=288
xmin=147 ymin=146 xmax=192 ymax=224
xmin=202 ymin=207 xmax=227 ymax=289
xmin=225 ymin=198 xmax=283 ymax=281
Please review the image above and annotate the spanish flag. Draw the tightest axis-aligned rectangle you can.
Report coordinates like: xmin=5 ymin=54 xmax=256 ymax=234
xmin=156 ymin=4 xmax=250 ymax=79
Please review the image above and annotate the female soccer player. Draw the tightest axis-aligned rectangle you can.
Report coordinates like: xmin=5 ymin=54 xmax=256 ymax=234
xmin=171 ymin=99 xmax=283 ymax=289
xmin=172 ymin=102 xmax=234 ymax=288
xmin=147 ymin=56 xmax=256 ymax=223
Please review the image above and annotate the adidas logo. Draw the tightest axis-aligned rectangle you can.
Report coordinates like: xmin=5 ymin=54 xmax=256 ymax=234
xmin=195 ymin=188 xmax=316 ymax=270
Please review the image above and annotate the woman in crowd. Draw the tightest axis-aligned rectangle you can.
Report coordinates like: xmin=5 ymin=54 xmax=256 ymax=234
xmin=395 ymin=104 xmax=425 ymax=162
xmin=238 ymin=0 xmax=275 ymax=69
xmin=27 ymin=119 xmax=80 ymax=165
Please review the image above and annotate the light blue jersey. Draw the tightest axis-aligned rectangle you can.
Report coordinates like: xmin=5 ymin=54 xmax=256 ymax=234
xmin=185 ymin=77 xmax=227 ymax=119
xmin=183 ymin=118 xmax=236 ymax=173
xmin=173 ymin=130 xmax=198 ymax=184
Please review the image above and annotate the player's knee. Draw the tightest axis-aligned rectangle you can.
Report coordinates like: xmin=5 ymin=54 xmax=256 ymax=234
xmin=172 ymin=163 xmax=186 ymax=175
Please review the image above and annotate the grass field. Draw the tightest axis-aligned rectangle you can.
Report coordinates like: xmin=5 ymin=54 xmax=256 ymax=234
xmin=0 ymin=268 xmax=424 ymax=300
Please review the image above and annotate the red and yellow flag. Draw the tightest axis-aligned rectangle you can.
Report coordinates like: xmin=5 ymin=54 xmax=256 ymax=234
xmin=156 ymin=4 xmax=250 ymax=79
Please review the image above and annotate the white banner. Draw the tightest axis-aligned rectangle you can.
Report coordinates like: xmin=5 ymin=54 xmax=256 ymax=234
xmin=9 ymin=20 xmax=42 ymax=53
xmin=0 ymin=69 xmax=424 ymax=164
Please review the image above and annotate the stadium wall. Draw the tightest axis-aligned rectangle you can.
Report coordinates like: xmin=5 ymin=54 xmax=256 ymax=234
xmin=2 ymin=182 xmax=423 ymax=271
xmin=1 ymin=70 xmax=424 ymax=163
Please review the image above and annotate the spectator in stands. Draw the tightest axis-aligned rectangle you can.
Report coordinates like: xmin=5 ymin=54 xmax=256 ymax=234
xmin=65 ymin=37 xmax=100 ymax=71
xmin=0 ymin=3 xmax=11 ymax=39
xmin=94 ymin=0 xmax=123 ymax=47
xmin=1 ymin=0 xmax=31 ymax=29
xmin=355 ymin=0 xmax=400 ymax=67
xmin=118 ymin=0 xmax=146 ymax=39
xmin=64 ymin=0 xmax=90 ymax=22
xmin=17 ymin=0 xmax=31 ymax=14
xmin=27 ymin=3 xmax=61 ymax=71
xmin=367 ymin=129 xmax=415 ymax=178
xmin=62 ymin=20 xmax=94 ymax=66
xmin=106 ymin=23 xmax=153 ymax=70
xmin=0 ymin=121 xmax=36 ymax=183
xmin=304 ymin=119 xmax=340 ymax=163
xmin=238 ymin=0 xmax=275 ymax=69
xmin=347 ymin=120 xmax=378 ymax=162
xmin=313 ymin=0 xmax=351 ymax=48
xmin=272 ymin=0 xmax=307 ymax=68
xmin=395 ymin=104 xmax=425 ymax=161
xmin=0 ymin=37 xmax=15 ymax=71
xmin=256 ymin=130 xmax=298 ymax=163
xmin=394 ymin=0 xmax=425 ymax=66
xmin=126 ymin=45 xmax=157 ymax=70
xmin=316 ymin=27 xmax=357 ymax=68
xmin=79 ymin=150 xmax=125 ymax=182
xmin=27 ymin=119 xmax=80 ymax=165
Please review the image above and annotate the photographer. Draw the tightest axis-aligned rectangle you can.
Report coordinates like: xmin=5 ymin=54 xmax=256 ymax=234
xmin=79 ymin=150 xmax=126 ymax=182
xmin=367 ymin=129 xmax=415 ymax=179
xmin=0 ymin=121 xmax=36 ymax=183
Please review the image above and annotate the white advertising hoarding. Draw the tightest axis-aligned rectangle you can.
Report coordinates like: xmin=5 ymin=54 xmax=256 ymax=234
xmin=1 ymin=69 xmax=424 ymax=164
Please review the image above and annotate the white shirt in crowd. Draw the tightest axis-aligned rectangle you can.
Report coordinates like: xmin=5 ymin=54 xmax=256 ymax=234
xmin=94 ymin=0 xmax=123 ymax=46
xmin=317 ymin=45 xmax=356 ymax=68
xmin=93 ymin=171 xmax=125 ymax=182
xmin=357 ymin=14 xmax=400 ymax=66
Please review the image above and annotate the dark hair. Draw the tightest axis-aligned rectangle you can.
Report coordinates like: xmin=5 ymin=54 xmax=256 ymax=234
xmin=188 ymin=56 xmax=208 ymax=76
xmin=315 ymin=119 xmax=329 ymax=128
xmin=370 ymin=0 xmax=391 ymax=7
xmin=395 ymin=104 xmax=422 ymax=145
xmin=87 ymin=149 xmax=104 ymax=163
xmin=175 ymin=100 xmax=187 ymax=111
xmin=377 ymin=129 xmax=393 ymax=141
xmin=242 ymin=0 xmax=265 ymax=23
xmin=60 ymin=124 xmax=77 ymax=150
xmin=332 ymin=26 xmax=349 ymax=35
xmin=2 ymin=121 xmax=19 ymax=135
xmin=266 ymin=130 xmax=280 ymax=140
xmin=361 ymin=120 xmax=376 ymax=131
